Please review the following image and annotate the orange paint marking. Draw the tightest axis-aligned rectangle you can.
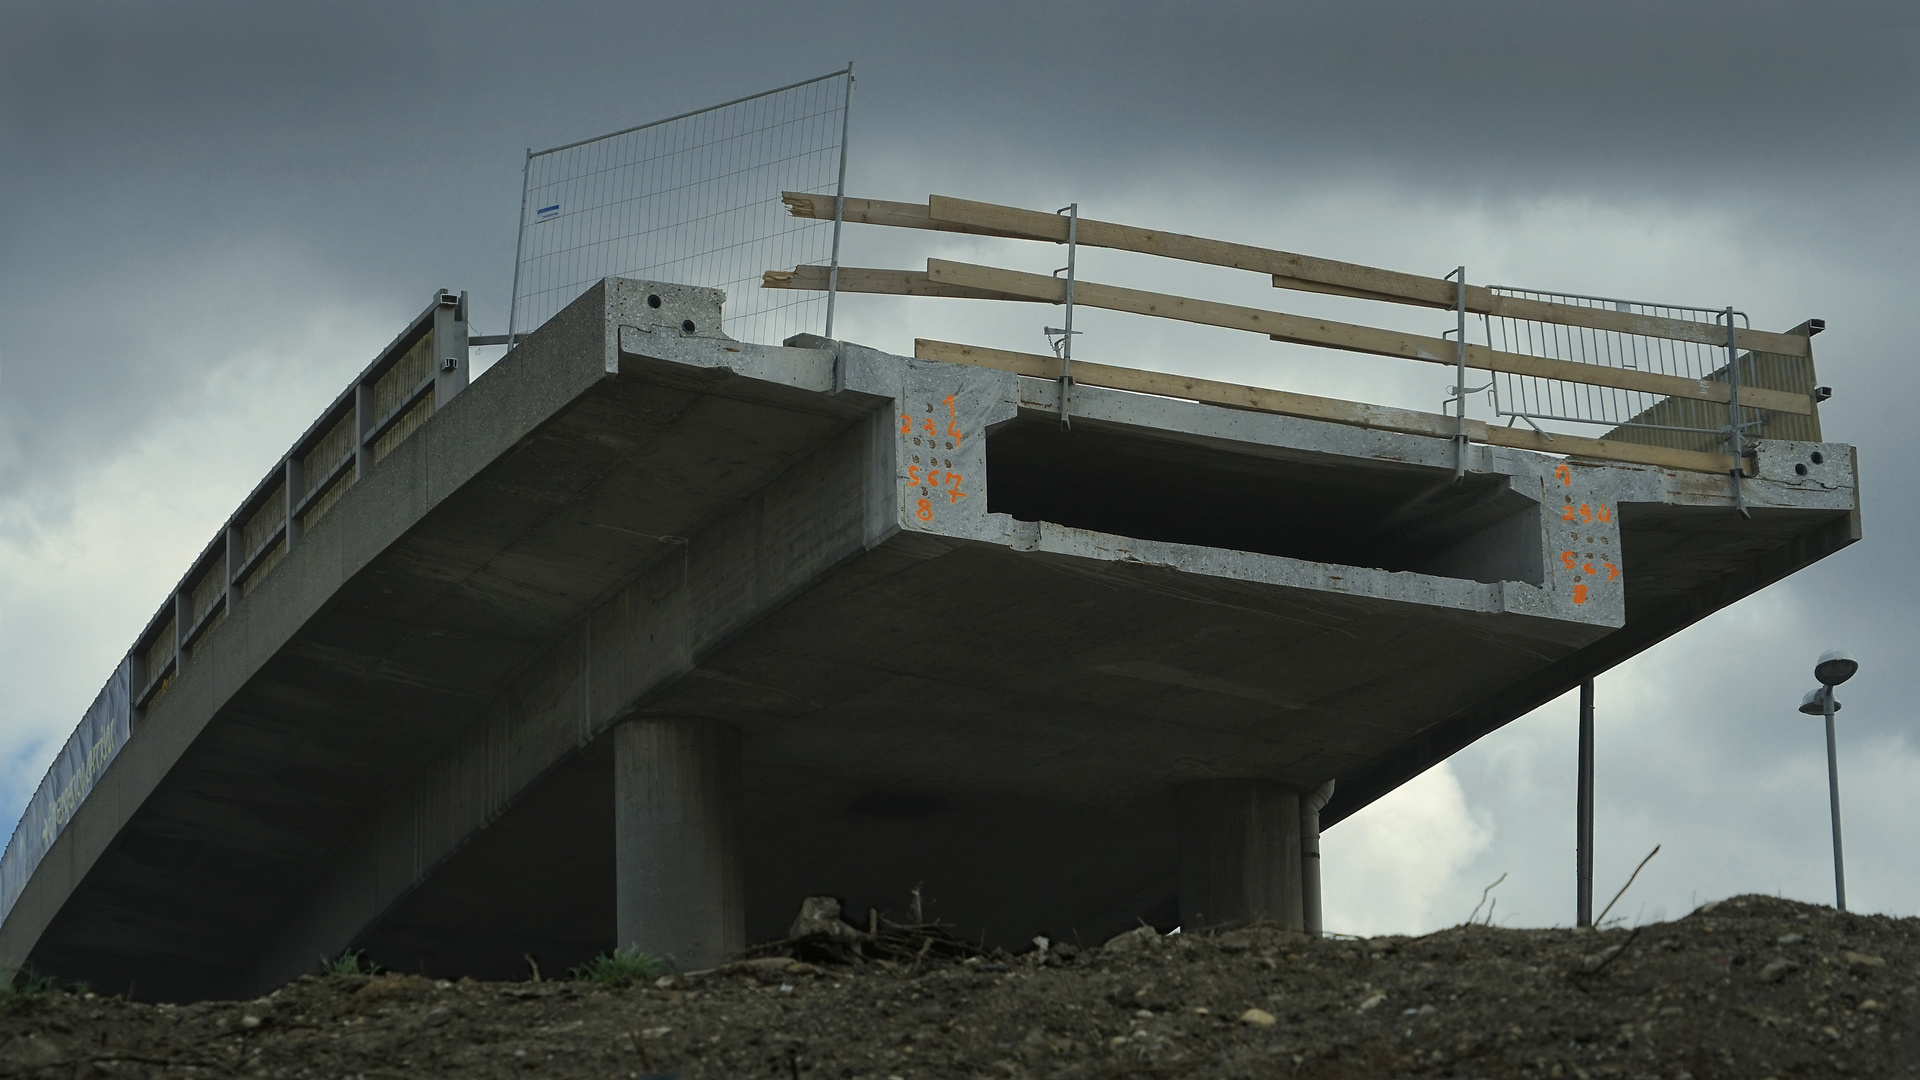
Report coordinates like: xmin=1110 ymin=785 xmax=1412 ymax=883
xmin=1555 ymin=464 xmax=1573 ymax=486
xmin=943 ymin=394 xmax=957 ymax=417
xmin=915 ymin=498 xmax=934 ymax=522
xmin=1561 ymin=551 xmax=1577 ymax=571
xmin=946 ymin=473 xmax=968 ymax=502
xmin=1603 ymin=562 xmax=1618 ymax=581
xmin=898 ymin=413 xmax=912 ymax=434
xmin=1572 ymin=583 xmax=1588 ymax=604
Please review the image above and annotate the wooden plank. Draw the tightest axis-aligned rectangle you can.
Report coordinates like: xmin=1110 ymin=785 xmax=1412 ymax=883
xmin=913 ymin=338 xmax=1740 ymax=475
xmin=780 ymin=192 xmax=1035 ymax=238
xmin=829 ymin=194 xmax=1806 ymax=358
xmin=925 ymin=259 xmax=1812 ymax=416
xmin=762 ymin=264 xmax=1043 ymax=303
xmin=913 ymin=339 xmax=1468 ymax=440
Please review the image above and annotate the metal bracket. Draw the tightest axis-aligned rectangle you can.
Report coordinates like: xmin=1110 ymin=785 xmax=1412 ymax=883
xmin=1446 ymin=266 xmax=1469 ymax=482
xmin=1721 ymin=307 xmax=1751 ymax=519
xmin=1043 ymin=203 xmax=1081 ymax=431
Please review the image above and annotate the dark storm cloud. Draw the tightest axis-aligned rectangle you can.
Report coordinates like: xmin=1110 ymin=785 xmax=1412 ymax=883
xmin=5 ymin=0 xmax=1914 ymax=511
xmin=2 ymin=1 xmax=1916 ymax=927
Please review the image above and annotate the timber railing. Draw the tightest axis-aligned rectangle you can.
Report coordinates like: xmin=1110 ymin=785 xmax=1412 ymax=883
xmin=765 ymin=194 xmax=1827 ymax=477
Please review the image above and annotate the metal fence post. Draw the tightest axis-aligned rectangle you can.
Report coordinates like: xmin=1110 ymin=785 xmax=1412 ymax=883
xmin=823 ymin=63 xmax=855 ymax=341
xmin=505 ymin=149 xmax=532 ymax=347
xmin=1723 ymin=307 xmax=1749 ymax=518
xmin=1451 ymin=266 xmax=1468 ymax=482
xmin=1577 ymin=678 xmax=1595 ymax=927
xmin=1046 ymin=204 xmax=1081 ymax=431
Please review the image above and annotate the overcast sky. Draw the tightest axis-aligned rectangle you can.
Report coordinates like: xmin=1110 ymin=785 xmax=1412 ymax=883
xmin=3 ymin=1 xmax=1916 ymax=938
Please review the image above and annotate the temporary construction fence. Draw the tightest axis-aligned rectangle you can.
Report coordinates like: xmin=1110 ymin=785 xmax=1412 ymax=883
xmin=767 ymin=193 xmax=1825 ymax=484
xmin=507 ymin=67 xmax=854 ymax=349
xmin=0 ymin=291 xmax=472 ymax=931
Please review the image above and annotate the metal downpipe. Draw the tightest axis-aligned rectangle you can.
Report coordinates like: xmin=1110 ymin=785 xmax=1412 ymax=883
xmin=1300 ymin=779 xmax=1337 ymax=937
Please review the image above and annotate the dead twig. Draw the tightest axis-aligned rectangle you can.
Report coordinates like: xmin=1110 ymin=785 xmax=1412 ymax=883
xmin=1464 ymin=873 xmax=1507 ymax=926
xmin=1596 ymin=844 xmax=1661 ymax=926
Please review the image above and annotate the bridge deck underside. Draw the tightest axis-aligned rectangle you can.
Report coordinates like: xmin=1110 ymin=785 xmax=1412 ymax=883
xmin=13 ymin=281 xmax=1858 ymax=997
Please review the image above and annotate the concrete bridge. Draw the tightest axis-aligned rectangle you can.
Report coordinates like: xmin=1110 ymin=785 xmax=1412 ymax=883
xmin=0 ymin=280 xmax=1859 ymax=1000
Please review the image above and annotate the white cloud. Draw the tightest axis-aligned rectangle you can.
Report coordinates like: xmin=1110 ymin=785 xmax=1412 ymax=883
xmin=1321 ymin=761 xmax=1494 ymax=936
xmin=0 ymin=280 xmax=393 ymax=825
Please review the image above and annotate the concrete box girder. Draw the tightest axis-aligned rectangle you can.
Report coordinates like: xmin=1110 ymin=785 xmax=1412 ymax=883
xmin=2 ymin=279 xmax=1859 ymax=997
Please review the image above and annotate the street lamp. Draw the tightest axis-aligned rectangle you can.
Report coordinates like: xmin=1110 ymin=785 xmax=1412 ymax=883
xmin=1798 ymin=649 xmax=1857 ymax=911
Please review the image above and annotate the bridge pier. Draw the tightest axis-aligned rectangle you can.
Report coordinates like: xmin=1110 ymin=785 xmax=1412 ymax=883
xmin=1175 ymin=779 xmax=1306 ymax=932
xmin=614 ymin=718 xmax=744 ymax=972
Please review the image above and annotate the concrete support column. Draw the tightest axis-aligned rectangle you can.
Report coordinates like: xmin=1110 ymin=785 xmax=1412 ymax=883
xmin=1176 ymin=779 xmax=1303 ymax=931
xmin=614 ymin=718 xmax=743 ymax=971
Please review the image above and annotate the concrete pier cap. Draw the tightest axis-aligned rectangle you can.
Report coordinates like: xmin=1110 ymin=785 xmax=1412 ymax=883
xmin=0 ymin=277 xmax=1860 ymax=998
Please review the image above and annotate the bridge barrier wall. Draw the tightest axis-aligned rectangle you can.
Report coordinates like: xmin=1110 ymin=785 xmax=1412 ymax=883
xmin=0 ymin=289 xmax=471 ymax=931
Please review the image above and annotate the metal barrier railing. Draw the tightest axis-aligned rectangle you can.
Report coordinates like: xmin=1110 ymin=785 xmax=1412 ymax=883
xmin=127 ymin=290 xmax=469 ymax=710
xmin=1 ymin=289 xmax=469 ymax=930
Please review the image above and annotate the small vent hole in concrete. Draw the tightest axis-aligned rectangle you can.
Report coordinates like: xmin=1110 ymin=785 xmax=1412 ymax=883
xmin=682 ymin=320 xmax=696 ymax=333
xmin=647 ymin=293 xmax=662 ymax=308
xmin=1796 ymin=463 xmax=1809 ymax=476
xmin=1810 ymin=451 xmax=1825 ymax=465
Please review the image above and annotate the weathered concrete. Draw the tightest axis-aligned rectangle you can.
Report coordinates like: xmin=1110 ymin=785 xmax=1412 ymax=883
xmin=1177 ymin=780 xmax=1303 ymax=931
xmin=615 ymin=719 xmax=743 ymax=971
xmin=0 ymin=277 xmax=1861 ymax=998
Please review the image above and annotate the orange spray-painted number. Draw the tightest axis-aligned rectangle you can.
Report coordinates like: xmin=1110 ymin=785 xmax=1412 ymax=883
xmin=946 ymin=472 xmax=968 ymax=502
xmin=1555 ymin=464 xmax=1573 ymax=486
xmin=915 ymin=498 xmax=934 ymax=522
xmin=947 ymin=420 xmax=964 ymax=442
xmin=898 ymin=413 xmax=912 ymax=434
xmin=1572 ymin=583 xmax=1588 ymax=604
xmin=1561 ymin=551 xmax=1577 ymax=570
xmin=1603 ymin=562 xmax=1618 ymax=581
xmin=943 ymin=394 xmax=957 ymax=417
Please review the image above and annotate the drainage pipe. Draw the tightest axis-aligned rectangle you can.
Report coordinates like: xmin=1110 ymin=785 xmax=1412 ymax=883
xmin=1300 ymin=779 xmax=1337 ymax=937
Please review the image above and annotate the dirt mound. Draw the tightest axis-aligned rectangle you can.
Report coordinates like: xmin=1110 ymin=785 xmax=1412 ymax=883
xmin=1 ymin=894 xmax=1913 ymax=1078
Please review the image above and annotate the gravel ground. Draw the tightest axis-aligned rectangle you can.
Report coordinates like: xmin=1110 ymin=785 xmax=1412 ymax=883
xmin=1 ymin=894 xmax=1914 ymax=1079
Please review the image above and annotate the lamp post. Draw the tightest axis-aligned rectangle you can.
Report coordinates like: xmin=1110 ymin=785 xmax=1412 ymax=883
xmin=1798 ymin=649 xmax=1858 ymax=911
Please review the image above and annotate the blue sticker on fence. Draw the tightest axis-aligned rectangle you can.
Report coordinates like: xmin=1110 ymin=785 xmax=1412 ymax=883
xmin=536 ymin=203 xmax=561 ymax=222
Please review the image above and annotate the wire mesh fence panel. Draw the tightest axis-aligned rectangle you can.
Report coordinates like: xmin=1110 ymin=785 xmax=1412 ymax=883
xmin=509 ymin=68 xmax=852 ymax=347
xmin=1478 ymin=288 xmax=1750 ymax=442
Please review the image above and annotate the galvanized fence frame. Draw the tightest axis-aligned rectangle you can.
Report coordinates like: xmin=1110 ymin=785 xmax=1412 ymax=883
xmin=506 ymin=66 xmax=854 ymax=348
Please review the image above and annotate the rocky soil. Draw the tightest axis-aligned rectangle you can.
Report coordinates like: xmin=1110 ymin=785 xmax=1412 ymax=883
xmin=1 ymin=894 xmax=1915 ymax=1079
